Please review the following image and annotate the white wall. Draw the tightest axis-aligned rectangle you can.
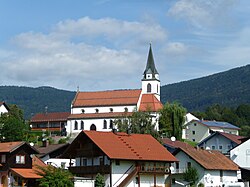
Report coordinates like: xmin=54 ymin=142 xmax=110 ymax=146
xmin=185 ymin=121 xmax=210 ymax=143
xmin=230 ymin=139 xmax=250 ymax=168
xmin=0 ymin=104 xmax=8 ymax=116
xmin=141 ymin=79 xmax=160 ymax=101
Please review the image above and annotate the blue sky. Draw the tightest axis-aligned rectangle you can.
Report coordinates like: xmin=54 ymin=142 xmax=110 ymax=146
xmin=0 ymin=0 xmax=249 ymax=91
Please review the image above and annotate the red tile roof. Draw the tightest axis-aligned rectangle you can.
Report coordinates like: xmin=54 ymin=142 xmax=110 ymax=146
xmin=82 ymin=131 xmax=177 ymax=162
xmin=139 ymin=94 xmax=163 ymax=112
xmin=68 ymin=112 xmax=133 ymax=119
xmin=11 ymin=156 xmax=46 ymax=179
xmin=30 ymin=112 xmax=70 ymax=122
xmin=72 ymin=89 xmax=141 ymax=107
xmin=0 ymin=142 xmax=24 ymax=153
xmin=179 ymin=146 xmax=239 ymax=170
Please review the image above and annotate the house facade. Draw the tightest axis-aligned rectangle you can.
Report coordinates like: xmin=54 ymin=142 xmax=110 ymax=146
xmin=197 ymin=131 xmax=243 ymax=155
xmin=62 ymin=130 xmax=178 ymax=187
xmin=184 ymin=120 xmax=240 ymax=143
xmin=230 ymin=138 xmax=250 ymax=185
xmin=66 ymin=45 xmax=163 ymax=137
xmin=0 ymin=141 xmax=45 ymax=187
xmin=162 ymin=138 xmax=242 ymax=187
xmin=0 ymin=102 xmax=9 ymax=116
xmin=30 ymin=112 xmax=70 ymax=136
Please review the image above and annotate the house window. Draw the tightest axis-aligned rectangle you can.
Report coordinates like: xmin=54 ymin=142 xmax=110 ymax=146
xmin=147 ymin=83 xmax=151 ymax=93
xmin=220 ymin=170 xmax=223 ymax=182
xmin=1 ymin=155 xmax=6 ymax=163
xmin=110 ymin=108 xmax=113 ymax=112
xmin=115 ymin=160 xmax=120 ymax=166
xmin=74 ymin=121 xmax=78 ymax=130
xmin=109 ymin=120 xmax=113 ymax=129
xmin=16 ymin=155 xmax=25 ymax=164
xmin=192 ymin=139 xmax=195 ymax=142
xmin=192 ymin=131 xmax=195 ymax=135
xmin=211 ymin=145 xmax=216 ymax=150
xmin=95 ymin=109 xmax=99 ymax=113
xmin=176 ymin=162 xmax=179 ymax=170
xmin=227 ymin=144 xmax=232 ymax=150
xmin=80 ymin=121 xmax=84 ymax=130
xmin=219 ymin=145 xmax=223 ymax=150
xmin=61 ymin=162 xmax=66 ymax=169
xmin=103 ymin=120 xmax=107 ymax=129
xmin=81 ymin=109 xmax=85 ymax=113
xmin=187 ymin=162 xmax=191 ymax=168
xmin=82 ymin=158 xmax=87 ymax=166
xmin=194 ymin=123 xmax=197 ymax=126
xmin=100 ymin=157 xmax=104 ymax=165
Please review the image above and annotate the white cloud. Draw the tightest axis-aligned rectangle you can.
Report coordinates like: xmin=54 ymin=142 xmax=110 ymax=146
xmin=168 ymin=0 xmax=236 ymax=29
xmin=0 ymin=17 xmax=168 ymax=90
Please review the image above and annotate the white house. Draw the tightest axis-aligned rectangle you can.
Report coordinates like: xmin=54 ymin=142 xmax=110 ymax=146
xmin=182 ymin=113 xmax=199 ymax=139
xmin=197 ymin=131 xmax=243 ymax=155
xmin=184 ymin=120 xmax=240 ymax=143
xmin=163 ymin=138 xmax=242 ymax=187
xmin=0 ymin=102 xmax=9 ymax=116
xmin=66 ymin=45 xmax=163 ymax=137
xmin=61 ymin=130 xmax=178 ymax=187
xmin=230 ymin=137 xmax=250 ymax=185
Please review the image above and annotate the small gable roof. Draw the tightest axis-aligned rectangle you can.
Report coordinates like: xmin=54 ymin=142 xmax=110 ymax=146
xmin=72 ymin=89 xmax=141 ymax=107
xmin=0 ymin=142 xmax=38 ymax=154
xmin=175 ymin=146 xmax=239 ymax=171
xmin=30 ymin=112 xmax=70 ymax=122
xmin=34 ymin=143 xmax=69 ymax=158
xmin=139 ymin=94 xmax=163 ymax=112
xmin=198 ymin=131 xmax=243 ymax=146
xmin=64 ymin=131 xmax=177 ymax=162
xmin=190 ymin=120 xmax=240 ymax=130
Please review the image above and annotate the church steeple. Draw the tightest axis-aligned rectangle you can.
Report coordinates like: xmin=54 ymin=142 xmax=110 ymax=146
xmin=141 ymin=44 xmax=160 ymax=100
xmin=143 ymin=44 xmax=159 ymax=80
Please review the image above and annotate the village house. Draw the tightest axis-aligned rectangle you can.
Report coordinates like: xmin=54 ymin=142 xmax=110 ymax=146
xmin=183 ymin=120 xmax=240 ymax=143
xmin=30 ymin=112 xmax=70 ymax=136
xmin=61 ymin=130 xmax=178 ymax=187
xmin=162 ymin=138 xmax=243 ymax=187
xmin=0 ymin=141 xmax=45 ymax=187
xmin=197 ymin=131 xmax=243 ymax=155
xmin=230 ymin=137 xmax=250 ymax=186
xmin=0 ymin=102 xmax=9 ymax=116
xmin=66 ymin=45 xmax=163 ymax=137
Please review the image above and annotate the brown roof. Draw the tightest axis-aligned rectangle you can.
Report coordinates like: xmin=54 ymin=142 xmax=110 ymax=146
xmin=11 ymin=156 xmax=46 ymax=179
xmin=72 ymin=89 xmax=141 ymax=107
xmin=0 ymin=142 xmax=24 ymax=153
xmin=178 ymin=146 xmax=239 ymax=171
xmin=162 ymin=138 xmax=194 ymax=149
xmin=219 ymin=132 xmax=243 ymax=144
xmin=139 ymin=94 xmax=163 ymax=112
xmin=34 ymin=143 xmax=69 ymax=158
xmin=81 ymin=131 xmax=177 ymax=162
xmin=30 ymin=112 xmax=70 ymax=122
xmin=68 ymin=112 xmax=133 ymax=119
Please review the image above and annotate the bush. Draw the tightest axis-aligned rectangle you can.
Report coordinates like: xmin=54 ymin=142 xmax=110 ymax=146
xmin=183 ymin=166 xmax=198 ymax=186
xmin=95 ymin=173 xmax=105 ymax=187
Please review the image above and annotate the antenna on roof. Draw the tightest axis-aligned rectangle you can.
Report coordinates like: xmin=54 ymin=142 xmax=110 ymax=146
xmin=170 ymin=136 xmax=176 ymax=142
xmin=77 ymin=86 xmax=79 ymax=92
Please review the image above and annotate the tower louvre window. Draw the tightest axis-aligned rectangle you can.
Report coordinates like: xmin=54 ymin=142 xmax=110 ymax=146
xmin=147 ymin=83 xmax=151 ymax=93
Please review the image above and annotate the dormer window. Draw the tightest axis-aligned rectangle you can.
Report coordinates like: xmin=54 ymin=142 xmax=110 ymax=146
xmin=110 ymin=108 xmax=113 ymax=112
xmin=16 ymin=155 xmax=25 ymax=164
xmin=95 ymin=109 xmax=99 ymax=113
xmin=81 ymin=109 xmax=85 ymax=113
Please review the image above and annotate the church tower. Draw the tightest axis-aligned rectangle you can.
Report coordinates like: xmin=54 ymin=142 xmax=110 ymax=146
xmin=142 ymin=44 xmax=160 ymax=100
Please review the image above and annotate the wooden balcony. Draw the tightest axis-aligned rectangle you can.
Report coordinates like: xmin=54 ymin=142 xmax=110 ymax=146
xmin=138 ymin=165 xmax=170 ymax=174
xmin=69 ymin=165 xmax=110 ymax=175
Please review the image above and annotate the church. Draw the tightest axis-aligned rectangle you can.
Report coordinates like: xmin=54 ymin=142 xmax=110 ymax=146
xmin=66 ymin=45 xmax=163 ymax=137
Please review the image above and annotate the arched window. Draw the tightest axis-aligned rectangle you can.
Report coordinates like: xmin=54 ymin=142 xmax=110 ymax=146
xmin=81 ymin=109 xmax=85 ymax=113
xmin=90 ymin=124 xmax=96 ymax=131
xmin=109 ymin=120 xmax=113 ymax=129
xmin=147 ymin=83 xmax=151 ymax=93
xmin=74 ymin=121 xmax=78 ymax=130
xmin=80 ymin=121 xmax=84 ymax=130
xmin=103 ymin=120 xmax=107 ymax=129
xmin=110 ymin=108 xmax=113 ymax=112
xmin=124 ymin=107 xmax=128 ymax=112
xmin=95 ymin=109 xmax=99 ymax=113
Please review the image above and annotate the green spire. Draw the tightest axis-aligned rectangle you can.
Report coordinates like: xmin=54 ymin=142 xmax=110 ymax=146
xmin=143 ymin=44 xmax=158 ymax=79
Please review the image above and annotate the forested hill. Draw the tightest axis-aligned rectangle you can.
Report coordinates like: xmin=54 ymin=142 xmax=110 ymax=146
xmin=161 ymin=64 xmax=250 ymax=111
xmin=0 ymin=86 xmax=75 ymax=119
xmin=1 ymin=65 xmax=250 ymax=119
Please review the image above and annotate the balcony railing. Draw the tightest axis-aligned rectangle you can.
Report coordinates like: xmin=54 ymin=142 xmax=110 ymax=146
xmin=139 ymin=165 xmax=170 ymax=174
xmin=171 ymin=168 xmax=186 ymax=174
xmin=69 ymin=165 xmax=110 ymax=175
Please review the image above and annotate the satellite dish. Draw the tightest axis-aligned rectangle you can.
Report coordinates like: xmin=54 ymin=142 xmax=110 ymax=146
xmin=205 ymin=147 xmax=210 ymax=150
xmin=30 ymin=142 xmax=34 ymax=147
xmin=170 ymin=136 xmax=176 ymax=142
